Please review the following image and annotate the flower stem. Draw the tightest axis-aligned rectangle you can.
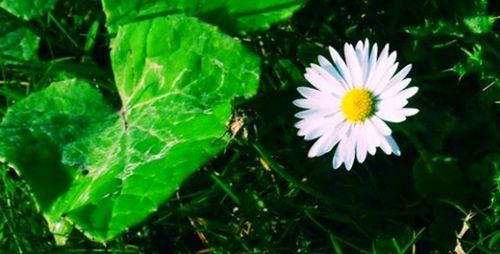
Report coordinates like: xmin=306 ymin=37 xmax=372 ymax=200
xmin=252 ymin=143 xmax=350 ymax=207
xmin=397 ymin=125 xmax=432 ymax=169
xmin=252 ymin=142 xmax=425 ymax=216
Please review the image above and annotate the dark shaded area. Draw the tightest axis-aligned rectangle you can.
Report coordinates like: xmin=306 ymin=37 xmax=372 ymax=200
xmin=6 ymin=131 xmax=72 ymax=210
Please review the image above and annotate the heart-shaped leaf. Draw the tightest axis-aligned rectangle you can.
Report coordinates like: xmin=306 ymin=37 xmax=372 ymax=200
xmin=102 ymin=0 xmax=307 ymax=34
xmin=0 ymin=79 xmax=115 ymax=210
xmin=0 ymin=15 xmax=260 ymax=242
xmin=412 ymin=156 xmax=468 ymax=205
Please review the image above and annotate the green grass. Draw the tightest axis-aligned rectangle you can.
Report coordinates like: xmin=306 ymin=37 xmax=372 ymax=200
xmin=1 ymin=0 xmax=500 ymax=253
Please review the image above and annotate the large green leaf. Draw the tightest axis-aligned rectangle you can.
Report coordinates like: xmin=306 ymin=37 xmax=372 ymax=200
xmin=0 ymin=15 xmax=260 ymax=242
xmin=412 ymin=156 xmax=468 ymax=205
xmin=0 ymin=0 xmax=57 ymax=20
xmin=102 ymin=0 xmax=307 ymax=34
xmin=0 ymin=79 xmax=115 ymax=210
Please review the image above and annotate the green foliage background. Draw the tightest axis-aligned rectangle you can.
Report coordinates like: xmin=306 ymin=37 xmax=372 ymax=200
xmin=0 ymin=0 xmax=499 ymax=253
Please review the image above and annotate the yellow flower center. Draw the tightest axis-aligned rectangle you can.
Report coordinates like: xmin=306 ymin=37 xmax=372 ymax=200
xmin=341 ymin=89 xmax=375 ymax=122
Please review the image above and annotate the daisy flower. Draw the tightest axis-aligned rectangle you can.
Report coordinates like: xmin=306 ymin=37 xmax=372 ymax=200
xmin=293 ymin=39 xmax=419 ymax=170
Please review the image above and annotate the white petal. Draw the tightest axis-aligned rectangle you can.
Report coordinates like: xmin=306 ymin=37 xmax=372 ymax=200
xmin=370 ymin=116 xmax=392 ymax=135
xmin=395 ymin=87 xmax=419 ymax=100
xmin=376 ymin=110 xmax=406 ymax=123
xmin=344 ymin=129 xmax=356 ymax=170
xmin=386 ymin=135 xmax=401 ymax=156
xmin=363 ymin=121 xmax=378 ymax=155
xmin=381 ymin=64 xmax=412 ymax=93
xmin=332 ymin=138 xmax=346 ymax=169
xmin=296 ymin=119 xmax=321 ymax=134
xmin=329 ymin=46 xmax=353 ymax=88
xmin=366 ymin=138 xmax=377 ymax=155
xmin=296 ymin=87 xmax=323 ymax=100
xmin=379 ymin=137 xmax=392 ymax=155
xmin=366 ymin=44 xmax=390 ymax=90
xmin=355 ymin=126 xmax=368 ymax=163
xmin=391 ymin=64 xmax=412 ymax=83
xmin=344 ymin=43 xmax=364 ymax=87
xmin=311 ymin=64 xmax=347 ymax=96
xmin=303 ymin=123 xmax=332 ymax=141
xmin=293 ymin=98 xmax=337 ymax=110
xmin=374 ymin=62 xmax=399 ymax=95
xmin=292 ymin=98 xmax=316 ymax=109
xmin=356 ymin=39 xmax=370 ymax=82
xmin=308 ymin=123 xmax=343 ymax=157
xmin=333 ymin=123 xmax=353 ymax=168
xmin=401 ymin=108 xmax=419 ymax=117
xmin=379 ymin=78 xmax=412 ymax=99
xmin=318 ymin=56 xmax=349 ymax=89
xmin=335 ymin=119 xmax=351 ymax=137
xmin=296 ymin=87 xmax=340 ymax=106
xmin=365 ymin=43 xmax=378 ymax=87
xmin=304 ymin=71 xmax=331 ymax=93
xmin=304 ymin=113 xmax=344 ymax=140
xmin=377 ymin=44 xmax=390 ymax=65
xmin=295 ymin=115 xmax=329 ymax=130
xmin=377 ymin=107 xmax=419 ymax=123
xmin=378 ymin=98 xmax=409 ymax=111
xmin=294 ymin=108 xmax=339 ymax=119
xmin=295 ymin=109 xmax=320 ymax=119
xmin=308 ymin=133 xmax=330 ymax=157
xmin=305 ymin=66 xmax=346 ymax=96
xmin=318 ymin=55 xmax=334 ymax=70
xmin=318 ymin=120 xmax=351 ymax=154
xmin=325 ymin=120 xmax=351 ymax=149
xmin=370 ymin=52 xmax=398 ymax=93
xmin=355 ymin=40 xmax=363 ymax=51
xmin=304 ymin=68 xmax=340 ymax=94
